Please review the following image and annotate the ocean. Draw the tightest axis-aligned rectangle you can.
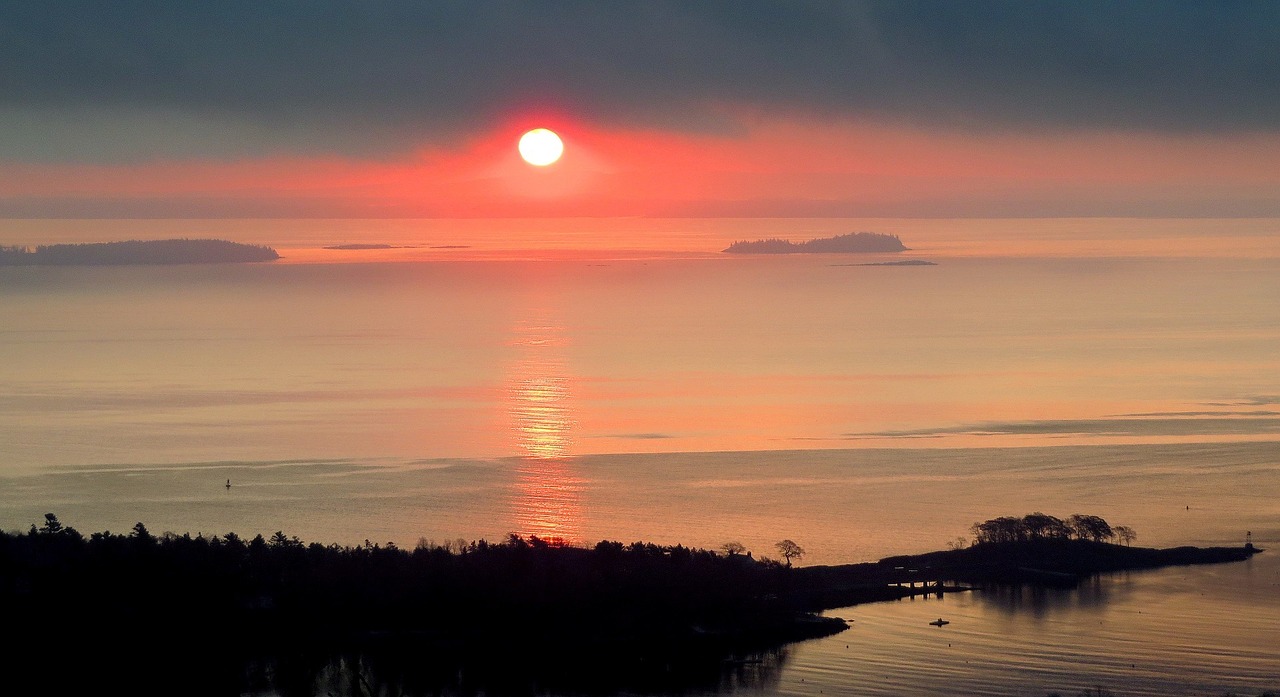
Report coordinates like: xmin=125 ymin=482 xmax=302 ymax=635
xmin=1 ymin=217 xmax=1278 ymax=694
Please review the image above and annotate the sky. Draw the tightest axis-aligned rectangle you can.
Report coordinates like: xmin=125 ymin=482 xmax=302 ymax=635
xmin=2 ymin=1 xmax=1279 ymax=219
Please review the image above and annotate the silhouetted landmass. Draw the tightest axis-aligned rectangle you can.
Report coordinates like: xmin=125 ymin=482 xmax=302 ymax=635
xmin=789 ymin=512 xmax=1259 ymax=609
xmin=890 ymin=538 xmax=1256 ymax=583
xmin=0 ymin=239 xmax=279 ymax=265
xmin=724 ymin=231 xmax=907 ymax=254
xmin=793 ymin=539 xmax=1260 ymax=610
xmin=1 ymin=517 xmax=839 ymax=695
xmin=323 ymin=243 xmax=401 ymax=250
xmin=2 ymin=513 xmax=1257 ymax=695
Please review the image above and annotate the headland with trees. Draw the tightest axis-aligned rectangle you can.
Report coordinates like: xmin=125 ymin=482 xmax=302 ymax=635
xmin=1 ymin=512 xmax=1259 ymax=695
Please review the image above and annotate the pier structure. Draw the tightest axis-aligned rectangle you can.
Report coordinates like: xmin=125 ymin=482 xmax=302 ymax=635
xmin=885 ymin=567 xmax=966 ymax=598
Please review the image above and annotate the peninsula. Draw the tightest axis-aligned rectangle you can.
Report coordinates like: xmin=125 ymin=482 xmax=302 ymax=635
xmin=724 ymin=231 xmax=908 ymax=254
xmin=3 ymin=513 xmax=1259 ymax=694
xmin=0 ymin=239 xmax=280 ymax=265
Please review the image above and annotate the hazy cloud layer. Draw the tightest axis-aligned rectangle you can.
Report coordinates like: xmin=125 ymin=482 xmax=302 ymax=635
xmin=848 ymin=416 xmax=1280 ymax=440
xmin=592 ymin=433 xmax=679 ymax=441
xmin=1205 ymin=395 xmax=1280 ymax=407
xmin=0 ymin=384 xmax=496 ymax=414
xmin=3 ymin=1 xmax=1278 ymax=161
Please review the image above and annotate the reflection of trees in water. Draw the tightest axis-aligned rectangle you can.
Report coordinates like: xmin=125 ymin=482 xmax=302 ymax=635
xmin=256 ymin=642 xmax=791 ymax=696
xmin=977 ymin=574 xmax=1141 ymax=620
xmin=719 ymin=647 xmax=789 ymax=694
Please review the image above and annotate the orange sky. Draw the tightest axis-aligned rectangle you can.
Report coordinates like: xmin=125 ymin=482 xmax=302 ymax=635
xmin=5 ymin=113 xmax=1280 ymax=219
xmin=6 ymin=4 xmax=1280 ymax=221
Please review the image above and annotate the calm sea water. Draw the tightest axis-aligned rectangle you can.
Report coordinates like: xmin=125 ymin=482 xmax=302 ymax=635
xmin=2 ymin=445 xmax=1277 ymax=696
xmin=2 ymin=218 xmax=1279 ymax=694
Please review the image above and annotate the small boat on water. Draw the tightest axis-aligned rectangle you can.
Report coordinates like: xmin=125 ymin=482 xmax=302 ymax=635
xmin=929 ymin=618 xmax=950 ymax=626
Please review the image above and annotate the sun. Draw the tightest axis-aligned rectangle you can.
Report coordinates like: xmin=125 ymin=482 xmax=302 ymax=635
xmin=518 ymin=128 xmax=564 ymax=166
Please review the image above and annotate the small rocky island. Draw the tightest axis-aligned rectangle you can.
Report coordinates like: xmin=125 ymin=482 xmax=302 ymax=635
xmin=724 ymin=231 xmax=908 ymax=254
xmin=323 ymin=243 xmax=401 ymax=250
xmin=0 ymin=239 xmax=279 ymax=265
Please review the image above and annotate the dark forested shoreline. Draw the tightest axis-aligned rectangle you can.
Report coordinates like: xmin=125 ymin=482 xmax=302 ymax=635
xmin=1 ymin=514 xmax=1259 ymax=695
xmin=0 ymin=238 xmax=279 ymax=265
xmin=2 ymin=516 xmax=840 ymax=695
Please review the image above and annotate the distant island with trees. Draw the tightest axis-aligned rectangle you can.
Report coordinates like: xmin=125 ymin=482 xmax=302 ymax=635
xmin=724 ymin=231 xmax=908 ymax=254
xmin=2 ymin=512 xmax=1258 ymax=695
xmin=0 ymin=238 xmax=279 ymax=266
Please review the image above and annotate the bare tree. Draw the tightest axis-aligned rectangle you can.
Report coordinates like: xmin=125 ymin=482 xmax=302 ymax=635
xmin=775 ymin=539 xmax=805 ymax=567
xmin=1113 ymin=525 xmax=1137 ymax=547
xmin=721 ymin=541 xmax=747 ymax=556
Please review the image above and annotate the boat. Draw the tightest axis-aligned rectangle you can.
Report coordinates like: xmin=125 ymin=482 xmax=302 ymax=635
xmin=929 ymin=618 xmax=949 ymax=626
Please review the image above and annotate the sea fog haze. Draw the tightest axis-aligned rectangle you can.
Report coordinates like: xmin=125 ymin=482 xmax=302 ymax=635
xmin=4 ymin=218 xmax=1280 ymax=472
xmin=2 ymin=217 xmax=1279 ymax=695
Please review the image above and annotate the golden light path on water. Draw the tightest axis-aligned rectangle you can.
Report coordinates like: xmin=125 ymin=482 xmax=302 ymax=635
xmin=506 ymin=314 xmax=584 ymax=545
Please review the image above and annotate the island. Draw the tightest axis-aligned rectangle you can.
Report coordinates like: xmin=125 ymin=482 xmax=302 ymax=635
xmin=2 ymin=512 xmax=1259 ymax=695
xmin=323 ymin=243 xmax=401 ymax=250
xmin=0 ymin=239 xmax=279 ymax=265
xmin=724 ymin=231 xmax=908 ymax=254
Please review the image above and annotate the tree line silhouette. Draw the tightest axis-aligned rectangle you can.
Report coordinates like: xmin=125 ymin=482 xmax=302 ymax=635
xmin=1 ymin=515 xmax=836 ymax=695
xmin=0 ymin=239 xmax=279 ymax=265
xmin=970 ymin=512 xmax=1137 ymax=547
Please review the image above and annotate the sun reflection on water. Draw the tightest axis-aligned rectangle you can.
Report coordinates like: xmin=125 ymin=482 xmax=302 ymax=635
xmin=511 ymin=456 xmax=584 ymax=545
xmin=513 ymin=373 xmax=572 ymax=459
xmin=506 ymin=316 xmax=584 ymax=544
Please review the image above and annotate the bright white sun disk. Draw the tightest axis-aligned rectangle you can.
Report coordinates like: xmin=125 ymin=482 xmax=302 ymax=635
xmin=518 ymin=128 xmax=564 ymax=166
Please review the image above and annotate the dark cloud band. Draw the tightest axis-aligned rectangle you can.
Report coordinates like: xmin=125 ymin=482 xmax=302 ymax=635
xmin=2 ymin=1 xmax=1278 ymax=161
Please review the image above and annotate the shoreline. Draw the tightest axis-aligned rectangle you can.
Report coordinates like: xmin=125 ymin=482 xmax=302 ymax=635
xmin=0 ymin=518 xmax=1262 ymax=693
xmin=792 ymin=539 xmax=1261 ymax=611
